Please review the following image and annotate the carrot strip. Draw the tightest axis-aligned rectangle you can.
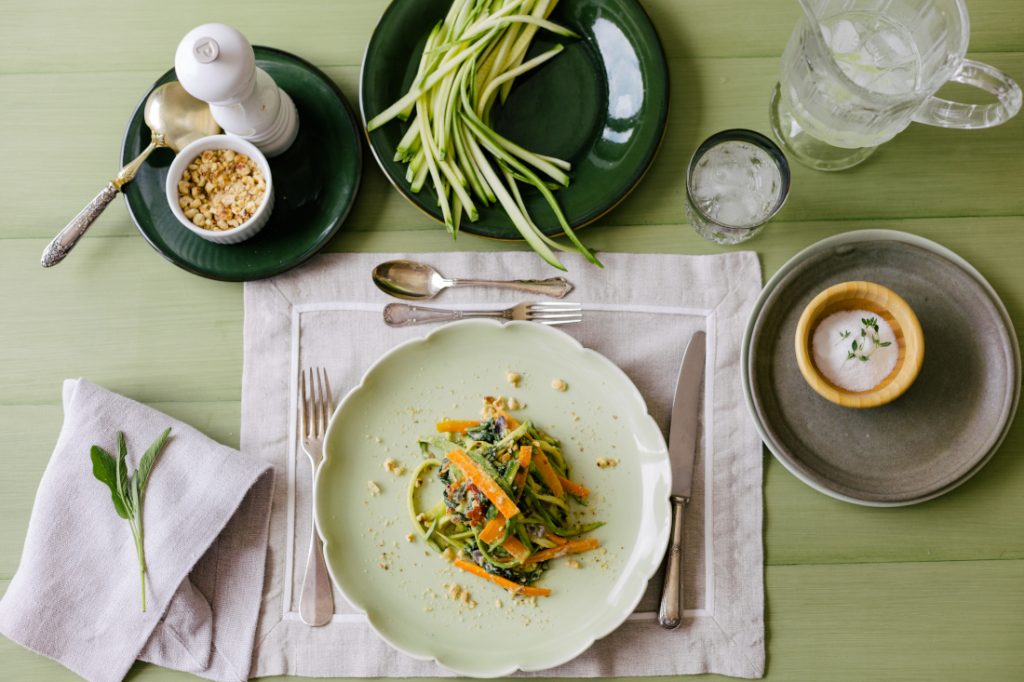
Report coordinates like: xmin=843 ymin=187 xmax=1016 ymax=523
xmin=479 ymin=516 xmax=506 ymax=544
xmin=500 ymin=536 xmax=531 ymax=563
xmin=559 ymin=476 xmax=590 ymax=498
xmin=513 ymin=445 xmax=532 ymax=491
xmin=478 ymin=515 xmax=530 ymax=561
xmin=453 ymin=559 xmax=551 ymax=597
xmin=544 ymin=532 xmax=568 ymax=546
xmin=436 ymin=419 xmax=480 ymax=433
xmin=525 ymin=537 xmax=600 ymax=565
xmin=446 ymin=449 xmax=520 ymax=519
xmin=532 ymin=449 xmax=564 ymax=497
xmin=498 ymin=410 xmax=520 ymax=430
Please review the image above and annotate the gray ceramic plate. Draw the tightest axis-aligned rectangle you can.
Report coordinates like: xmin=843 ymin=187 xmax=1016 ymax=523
xmin=742 ymin=230 xmax=1020 ymax=506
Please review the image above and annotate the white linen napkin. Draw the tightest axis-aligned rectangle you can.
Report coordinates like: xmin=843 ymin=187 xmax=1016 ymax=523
xmin=244 ymin=251 xmax=765 ymax=678
xmin=0 ymin=379 xmax=274 ymax=682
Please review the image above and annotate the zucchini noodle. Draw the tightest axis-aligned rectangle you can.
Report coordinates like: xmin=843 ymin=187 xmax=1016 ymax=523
xmin=408 ymin=398 xmax=603 ymax=595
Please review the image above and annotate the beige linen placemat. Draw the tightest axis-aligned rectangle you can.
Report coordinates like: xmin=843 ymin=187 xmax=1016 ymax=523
xmin=243 ymin=251 xmax=764 ymax=678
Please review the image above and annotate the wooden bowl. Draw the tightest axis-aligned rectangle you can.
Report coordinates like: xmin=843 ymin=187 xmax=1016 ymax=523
xmin=795 ymin=281 xmax=924 ymax=408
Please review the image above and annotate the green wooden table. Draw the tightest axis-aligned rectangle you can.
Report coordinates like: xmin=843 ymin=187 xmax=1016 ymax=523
xmin=2 ymin=0 xmax=1022 ymax=679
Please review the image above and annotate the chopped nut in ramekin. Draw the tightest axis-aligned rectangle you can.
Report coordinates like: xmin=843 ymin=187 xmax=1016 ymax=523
xmin=176 ymin=148 xmax=267 ymax=231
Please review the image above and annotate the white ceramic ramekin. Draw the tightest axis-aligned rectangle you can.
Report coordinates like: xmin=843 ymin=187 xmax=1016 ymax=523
xmin=165 ymin=134 xmax=274 ymax=244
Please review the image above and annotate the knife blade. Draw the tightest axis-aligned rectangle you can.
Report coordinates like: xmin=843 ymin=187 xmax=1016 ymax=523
xmin=658 ymin=330 xmax=706 ymax=629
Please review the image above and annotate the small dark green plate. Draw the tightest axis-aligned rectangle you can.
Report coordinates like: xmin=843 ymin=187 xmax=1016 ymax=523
xmin=121 ymin=47 xmax=362 ymax=281
xmin=360 ymin=0 xmax=669 ymax=240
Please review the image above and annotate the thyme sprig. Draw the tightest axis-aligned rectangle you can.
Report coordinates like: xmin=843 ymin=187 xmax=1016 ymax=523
xmin=838 ymin=317 xmax=892 ymax=363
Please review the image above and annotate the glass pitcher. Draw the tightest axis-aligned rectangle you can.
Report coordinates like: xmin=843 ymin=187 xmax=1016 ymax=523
xmin=770 ymin=0 xmax=1022 ymax=170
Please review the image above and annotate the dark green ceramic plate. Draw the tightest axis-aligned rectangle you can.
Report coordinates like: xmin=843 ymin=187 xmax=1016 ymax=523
xmin=121 ymin=47 xmax=362 ymax=281
xmin=360 ymin=0 xmax=669 ymax=240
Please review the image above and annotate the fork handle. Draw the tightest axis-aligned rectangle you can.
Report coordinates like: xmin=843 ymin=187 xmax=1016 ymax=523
xmin=449 ymin=276 xmax=573 ymax=298
xmin=299 ymin=509 xmax=334 ymax=626
xmin=383 ymin=303 xmax=504 ymax=327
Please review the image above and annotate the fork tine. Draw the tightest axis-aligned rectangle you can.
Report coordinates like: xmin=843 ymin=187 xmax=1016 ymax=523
xmin=312 ymin=368 xmax=323 ymax=437
xmin=322 ymin=369 xmax=333 ymax=412
xmin=299 ymin=368 xmax=308 ymax=438
xmin=529 ymin=314 xmax=583 ymax=321
xmin=539 ymin=317 xmax=582 ymax=325
xmin=528 ymin=303 xmax=585 ymax=321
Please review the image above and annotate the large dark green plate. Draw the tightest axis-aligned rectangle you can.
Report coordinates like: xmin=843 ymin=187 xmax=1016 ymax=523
xmin=121 ymin=47 xmax=362 ymax=281
xmin=360 ymin=0 xmax=669 ymax=240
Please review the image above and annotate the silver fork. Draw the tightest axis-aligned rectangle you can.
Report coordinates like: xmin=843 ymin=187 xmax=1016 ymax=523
xmin=298 ymin=367 xmax=334 ymax=626
xmin=383 ymin=301 xmax=583 ymax=327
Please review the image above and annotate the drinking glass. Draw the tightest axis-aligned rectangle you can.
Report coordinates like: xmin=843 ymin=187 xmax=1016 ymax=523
xmin=771 ymin=0 xmax=1022 ymax=171
xmin=685 ymin=129 xmax=791 ymax=245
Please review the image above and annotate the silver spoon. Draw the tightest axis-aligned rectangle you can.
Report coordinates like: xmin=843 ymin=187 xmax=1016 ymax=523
xmin=41 ymin=81 xmax=221 ymax=267
xmin=372 ymin=259 xmax=574 ymax=300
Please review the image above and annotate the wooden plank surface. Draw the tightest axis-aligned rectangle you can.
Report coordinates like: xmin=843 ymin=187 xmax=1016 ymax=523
xmin=1 ymin=0 xmax=1022 ymax=679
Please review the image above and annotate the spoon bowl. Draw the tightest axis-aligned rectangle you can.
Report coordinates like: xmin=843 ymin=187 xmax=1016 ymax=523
xmin=144 ymin=81 xmax=221 ymax=153
xmin=372 ymin=260 xmax=447 ymax=300
xmin=371 ymin=259 xmax=574 ymax=300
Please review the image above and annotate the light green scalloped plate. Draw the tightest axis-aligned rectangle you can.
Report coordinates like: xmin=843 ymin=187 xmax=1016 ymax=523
xmin=315 ymin=320 xmax=670 ymax=676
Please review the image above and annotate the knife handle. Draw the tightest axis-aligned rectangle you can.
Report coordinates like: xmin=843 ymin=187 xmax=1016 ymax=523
xmin=658 ymin=495 xmax=687 ymax=629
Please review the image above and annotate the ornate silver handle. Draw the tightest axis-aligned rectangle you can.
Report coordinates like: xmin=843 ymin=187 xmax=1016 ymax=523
xmin=450 ymin=276 xmax=573 ymax=298
xmin=299 ymin=511 xmax=334 ymax=626
xmin=383 ymin=303 xmax=505 ymax=327
xmin=42 ymin=138 xmax=163 ymax=268
xmin=41 ymin=183 xmax=120 ymax=267
xmin=658 ymin=495 xmax=687 ymax=629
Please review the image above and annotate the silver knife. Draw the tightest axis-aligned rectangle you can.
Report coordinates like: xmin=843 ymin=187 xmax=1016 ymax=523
xmin=658 ymin=330 xmax=706 ymax=630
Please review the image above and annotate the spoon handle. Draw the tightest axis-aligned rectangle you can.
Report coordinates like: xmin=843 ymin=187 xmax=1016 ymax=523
xmin=41 ymin=139 xmax=161 ymax=268
xmin=40 ymin=183 xmax=120 ymax=267
xmin=450 ymin=276 xmax=574 ymax=298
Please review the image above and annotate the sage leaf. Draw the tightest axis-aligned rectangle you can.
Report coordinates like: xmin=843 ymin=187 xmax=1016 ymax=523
xmin=136 ymin=427 xmax=170 ymax=497
xmin=90 ymin=446 xmax=129 ymax=519
xmin=89 ymin=428 xmax=172 ymax=612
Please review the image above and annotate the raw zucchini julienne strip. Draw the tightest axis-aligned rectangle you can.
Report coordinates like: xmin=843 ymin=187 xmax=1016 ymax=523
xmin=446 ymin=448 xmax=521 ymax=519
xmin=461 ymin=102 xmax=568 ymax=186
xmin=366 ymin=24 xmax=501 ymax=131
xmin=431 ymin=0 xmax=527 ymax=54
xmin=462 ymin=126 xmax=566 ymax=270
xmin=458 ymin=15 xmax=577 ymax=48
xmin=475 ymin=15 xmax=521 ymax=94
xmin=465 ymin=120 xmax=601 ymax=266
xmin=478 ymin=44 xmax=566 ymax=118
xmin=504 ymin=172 xmax=576 ymax=255
xmin=499 ymin=0 xmax=556 ymax=102
xmin=452 ymin=121 xmax=492 ymax=203
xmin=419 ymin=93 xmax=478 ymax=223
xmin=415 ymin=99 xmax=453 ymax=229
xmin=524 ymin=537 xmax=600 ymax=565
xmin=453 ymin=559 xmax=551 ymax=597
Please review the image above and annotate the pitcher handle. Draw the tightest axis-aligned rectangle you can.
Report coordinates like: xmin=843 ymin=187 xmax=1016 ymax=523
xmin=913 ymin=59 xmax=1022 ymax=130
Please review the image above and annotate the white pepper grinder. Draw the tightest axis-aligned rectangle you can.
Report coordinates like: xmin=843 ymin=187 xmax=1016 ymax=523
xmin=174 ymin=23 xmax=299 ymax=157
